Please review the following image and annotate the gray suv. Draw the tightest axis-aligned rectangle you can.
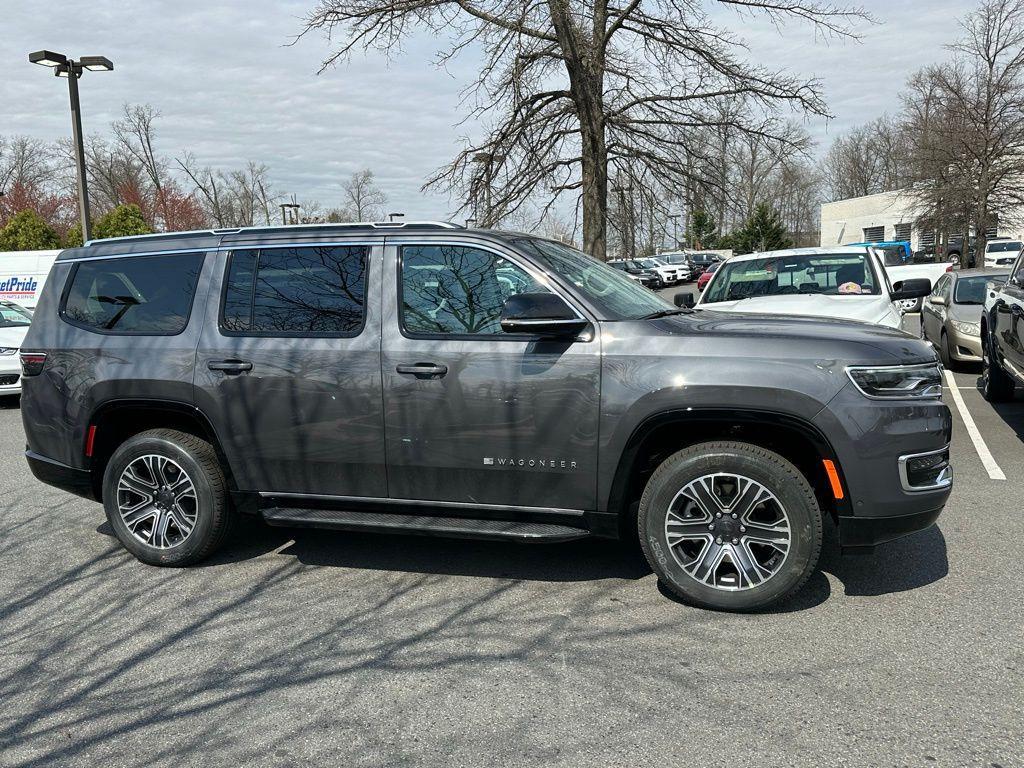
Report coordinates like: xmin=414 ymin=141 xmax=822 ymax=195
xmin=20 ymin=222 xmax=952 ymax=611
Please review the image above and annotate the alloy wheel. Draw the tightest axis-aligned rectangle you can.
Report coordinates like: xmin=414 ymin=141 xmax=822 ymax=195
xmin=664 ymin=473 xmax=791 ymax=591
xmin=116 ymin=454 xmax=198 ymax=549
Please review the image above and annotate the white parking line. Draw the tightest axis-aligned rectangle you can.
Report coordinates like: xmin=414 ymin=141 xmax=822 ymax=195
xmin=943 ymin=369 xmax=1006 ymax=480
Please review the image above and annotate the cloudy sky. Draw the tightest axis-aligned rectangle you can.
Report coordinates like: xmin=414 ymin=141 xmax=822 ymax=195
xmin=1 ymin=0 xmax=977 ymax=221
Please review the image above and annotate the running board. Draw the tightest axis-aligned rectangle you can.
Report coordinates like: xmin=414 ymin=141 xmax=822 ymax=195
xmin=261 ymin=507 xmax=591 ymax=543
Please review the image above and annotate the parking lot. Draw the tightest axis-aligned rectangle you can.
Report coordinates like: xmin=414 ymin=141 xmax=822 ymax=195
xmin=1 ymin=310 xmax=1022 ymax=767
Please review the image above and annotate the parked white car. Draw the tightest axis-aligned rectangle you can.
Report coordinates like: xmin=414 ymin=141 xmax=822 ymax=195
xmin=983 ymin=239 xmax=1022 ymax=269
xmin=695 ymin=246 xmax=931 ymax=329
xmin=0 ymin=299 xmax=33 ymax=396
xmin=881 ymin=258 xmax=952 ymax=313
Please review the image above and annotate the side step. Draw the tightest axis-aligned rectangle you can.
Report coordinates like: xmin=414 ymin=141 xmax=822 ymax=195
xmin=261 ymin=507 xmax=591 ymax=543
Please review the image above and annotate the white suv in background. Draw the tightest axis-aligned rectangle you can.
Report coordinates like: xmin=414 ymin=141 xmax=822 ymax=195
xmin=0 ymin=300 xmax=33 ymax=396
xmin=636 ymin=257 xmax=684 ymax=284
xmin=983 ymin=239 xmax=1023 ymax=269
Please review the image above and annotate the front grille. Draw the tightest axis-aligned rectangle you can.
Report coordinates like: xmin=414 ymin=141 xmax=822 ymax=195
xmin=899 ymin=447 xmax=952 ymax=492
xmin=0 ymin=374 xmax=20 ymax=386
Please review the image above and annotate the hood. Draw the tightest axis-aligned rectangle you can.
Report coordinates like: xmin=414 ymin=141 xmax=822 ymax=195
xmin=0 ymin=326 xmax=28 ymax=349
xmin=642 ymin=308 xmax=937 ymax=365
xmin=698 ymin=294 xmax=896 ymax=327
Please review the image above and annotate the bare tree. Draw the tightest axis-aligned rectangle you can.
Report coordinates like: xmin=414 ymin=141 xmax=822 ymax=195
xmin=822 ymin=115 xmax=910 ymax=200
xmin=902 ymin=0 xmax=1024 ymax=260
xmin=177 ymin=156 xmax=278 ymax=227
xmin=301 ymin=0 xmax=865 ymax=259
xmin=337 ymin=169 xmax=387 ymax=221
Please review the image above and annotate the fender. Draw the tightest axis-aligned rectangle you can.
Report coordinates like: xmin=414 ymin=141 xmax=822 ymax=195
xmin=604 ymin=406 xmax=852 ymax=519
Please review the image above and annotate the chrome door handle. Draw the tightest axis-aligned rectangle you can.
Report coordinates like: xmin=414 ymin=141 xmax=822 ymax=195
xmin=208 ymin=359 xmax=253 ymax=374
xmin=396 ymin=363 xmax=448 ymax=379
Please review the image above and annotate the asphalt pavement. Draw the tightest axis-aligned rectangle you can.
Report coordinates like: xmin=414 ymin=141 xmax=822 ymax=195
xmin=0 ymin=308 xmax=1022 ymax=767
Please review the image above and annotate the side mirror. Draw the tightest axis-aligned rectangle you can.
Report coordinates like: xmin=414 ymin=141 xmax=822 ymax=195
xmin=891 ymin=278 xmax=931 ymax=302
xmin=674 ymin=292 xmax=696 ymax=308
xmin=928 ymin=295 xmax=947 ymax=307
xmin=500 ymin=293 xmax=588 ymax=337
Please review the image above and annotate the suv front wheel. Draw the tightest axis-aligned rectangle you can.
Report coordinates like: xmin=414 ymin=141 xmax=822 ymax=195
xmin=638 ymin=441 xmax=822 ymax=612
xmin=102 ymin=429 xmax=233 ymax=566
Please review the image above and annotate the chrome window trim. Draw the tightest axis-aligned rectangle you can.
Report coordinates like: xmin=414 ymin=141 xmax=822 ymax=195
xmin=897 ymin=445 xmax=952 ymax=493
xmin=59 ymin=240 xmax=385 ymax=263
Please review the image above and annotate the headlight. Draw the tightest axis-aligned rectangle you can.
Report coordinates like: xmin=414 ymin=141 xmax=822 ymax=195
xmin=950 ymin=320 xmax=980 ymax=336
xmin=846 ymin=363 xmax=943 ymax=399
xmin=0 ymin=347 xmax=18 ymax=357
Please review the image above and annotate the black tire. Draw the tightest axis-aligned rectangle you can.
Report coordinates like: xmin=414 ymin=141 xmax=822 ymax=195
xmin=638 ymin=441 xmax=822 ymax=612
xmin=982 ymin=331 xmax=1015 ymax=402
xmin=102 ymin=428 xmax=233 ymax=566
xmin=939 ymin=331 xmax=954 ymax=370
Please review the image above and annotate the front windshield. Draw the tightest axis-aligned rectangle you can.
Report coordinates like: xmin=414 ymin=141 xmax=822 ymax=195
xmin=639 ymin=258 xmax=664 ymax=268
xmin=513 ymin=239 xmax=671 ymax=320
xmin=955 ymin=275 xmax=1007 ymax=304
xmin=662 ymin=254 xmax=689 ymax=265
xmin=0 ymin=301 xmax=32 ymax=328
xmin=988 ymin=241 xmax=1022 ymax=252
xmin=703 ymin=251 xmax=880 ymax=303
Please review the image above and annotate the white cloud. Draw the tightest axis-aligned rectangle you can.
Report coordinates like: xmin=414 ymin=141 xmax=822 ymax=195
xmin=0 ymin=0 xmax=978 ymax=219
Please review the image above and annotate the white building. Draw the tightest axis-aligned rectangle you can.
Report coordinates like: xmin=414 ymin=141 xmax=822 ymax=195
xmin=819 ymin=191 xmax=924 ymax=249
xmin=820 ymin=190 xmax=1021 ymax=251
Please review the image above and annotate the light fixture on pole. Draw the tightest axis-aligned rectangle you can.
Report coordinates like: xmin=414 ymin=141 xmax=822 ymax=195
xmin=29 ymin=50 xmax=113 ymax=243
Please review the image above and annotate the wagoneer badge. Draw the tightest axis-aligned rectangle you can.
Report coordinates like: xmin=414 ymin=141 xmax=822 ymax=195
xmin=484 ymin=457 xmax=578 ymax=469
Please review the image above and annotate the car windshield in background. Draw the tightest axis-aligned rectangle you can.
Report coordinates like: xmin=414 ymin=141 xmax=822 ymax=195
xmin=513 ymin=239 xmax=671 ymax=320
xmin=987 ymin=241 xmax=1022 ymax=252
xmin=662 ymin=254 xmax=689 ymax=265
xmin=0 ymin=301 xmax=33 ymax=328
xmin=876 ymin=245 xmax=906 ymax=266
xmin=955 ymin=274 xmax=1008 ymax=304
xmin=703 ymin=252 xmax=880 ymax=303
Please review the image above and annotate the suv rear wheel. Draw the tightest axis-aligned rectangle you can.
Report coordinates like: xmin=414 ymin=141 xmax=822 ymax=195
xmin=102 ymin=429 xmax=233 ymax=566
xmin=638 ymin=441 xmax=822 ymax=612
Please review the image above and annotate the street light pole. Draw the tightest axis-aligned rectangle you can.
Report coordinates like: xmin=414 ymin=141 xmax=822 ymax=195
xmin=65 ymin=66 xmax=91 ymax=242
xmin=29 ymin=51 xmax=113 ymax=243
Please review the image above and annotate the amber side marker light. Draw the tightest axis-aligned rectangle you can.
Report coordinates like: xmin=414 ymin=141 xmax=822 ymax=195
xmin=823 ymin=459 xmax=845 ymax=500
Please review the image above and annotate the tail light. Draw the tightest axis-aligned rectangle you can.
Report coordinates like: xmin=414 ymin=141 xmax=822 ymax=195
xmin=945 ymin=264 xmax=953 ymax=272
xmin=20 ymin=352 xmax=47 ymax=377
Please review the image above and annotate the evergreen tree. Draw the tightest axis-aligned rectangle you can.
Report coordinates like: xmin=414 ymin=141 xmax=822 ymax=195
xmin=686 ymin=210 xmax=718 ymax=249
xmin=0 ymin=209 xmax=61 ymax=251
xmin=732 ymin=204 xmax=792 ymax=254
xmin=93 ymin=204 xmax=152 ymax=240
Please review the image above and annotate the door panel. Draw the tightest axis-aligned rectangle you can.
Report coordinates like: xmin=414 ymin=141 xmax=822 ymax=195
xmin=380 ymin=241 xmax=601 ymax=512
xmin=194 ymin=244 xmax=386 ymax=497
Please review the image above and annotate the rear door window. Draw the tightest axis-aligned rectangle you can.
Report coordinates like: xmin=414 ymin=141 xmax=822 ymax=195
xmin=221 ymin=245 xmax=368 ymax=336
xmin=61 ymin=252 xmax=205 ymax=334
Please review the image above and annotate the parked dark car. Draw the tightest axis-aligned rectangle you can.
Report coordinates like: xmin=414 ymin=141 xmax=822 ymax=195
xmin=21 ymin=222 xmax=951 ymax=611
xmin=608 ymin=259 xmax=664 ymax=288
xmin=982 ymin=253 xmax=1024 ymax=401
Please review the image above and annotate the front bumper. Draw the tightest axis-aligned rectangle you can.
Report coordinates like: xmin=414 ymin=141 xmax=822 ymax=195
xmin=947 ymin=326 xmax=983 ymax=362
xmin=814 ymin=382 xmax=953 ymax=550
xmin=0 ymin=356 xmax=20 ymax=395
xmin=838 ymin=506 xmax=944 ymax=550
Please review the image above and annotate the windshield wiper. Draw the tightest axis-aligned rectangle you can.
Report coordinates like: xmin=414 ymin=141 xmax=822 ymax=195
xmin=640 ymin=308 xmax=692 ymax=320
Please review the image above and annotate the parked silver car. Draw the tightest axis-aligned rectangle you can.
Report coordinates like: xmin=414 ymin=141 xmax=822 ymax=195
xmin=922 ymin=268 xmax=1009 ymax=367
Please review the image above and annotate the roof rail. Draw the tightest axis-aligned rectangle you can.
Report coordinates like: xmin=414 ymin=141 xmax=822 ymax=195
xmin=84 ymin=220 xmax=463 ymax=246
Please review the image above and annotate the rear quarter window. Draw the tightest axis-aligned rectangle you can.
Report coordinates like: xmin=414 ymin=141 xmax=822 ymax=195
xmin=60 ymin=252 xmax=206 ymax=335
